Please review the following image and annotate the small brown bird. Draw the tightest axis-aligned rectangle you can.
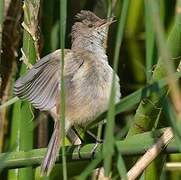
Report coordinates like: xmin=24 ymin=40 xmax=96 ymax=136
xmin=14 ymin=10 xmax=121 ymax=176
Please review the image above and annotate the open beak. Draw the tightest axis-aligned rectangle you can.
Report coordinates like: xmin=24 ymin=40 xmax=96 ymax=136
xmin=101 ymin=19 xmax=117 ymax=28
xmin=98 ymin=16 xmax=116 ymax=28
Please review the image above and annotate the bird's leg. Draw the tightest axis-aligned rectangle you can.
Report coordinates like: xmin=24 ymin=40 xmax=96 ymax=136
xmin=90 ymin=142 xmax=100 ymax=159
xmin=78 ymin=125 xmax=103 ymax=143
xmin=85 ymin=129 xmax=103 ymax=143
xmin=67 ymin=127 xmax=82 ymax=145
xmin=86 ymin=127 xmax=104 ymax=159
xmin=75 ymin=126 xmax=103 ymax=159
xmin=66 ymin=126 xmax=84 ymax=159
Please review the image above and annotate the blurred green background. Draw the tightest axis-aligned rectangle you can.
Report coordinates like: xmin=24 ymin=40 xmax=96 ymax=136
xmin=1 ymin=0 xmax=181 ymax=179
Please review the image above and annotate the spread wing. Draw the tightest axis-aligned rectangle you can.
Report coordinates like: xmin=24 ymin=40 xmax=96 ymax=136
xmin=14 ymin=49 xmax=83 ymax=111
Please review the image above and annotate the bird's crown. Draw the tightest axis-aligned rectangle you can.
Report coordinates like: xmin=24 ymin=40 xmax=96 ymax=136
xmin=75 ymin=10 xmax=102 ymax=23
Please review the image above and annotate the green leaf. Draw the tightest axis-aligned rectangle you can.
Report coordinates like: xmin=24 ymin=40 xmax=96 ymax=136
xmin=163 ymin=98 xmax=181 ymax=151
xmin=117 ymin=153 xmax=128 ymax=180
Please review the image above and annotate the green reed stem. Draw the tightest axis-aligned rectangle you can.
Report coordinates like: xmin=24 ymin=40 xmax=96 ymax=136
xmin=103 ymin=0 xmax=130 ymax=176
xmin=60 ymin=0 xmax=67 ymax=179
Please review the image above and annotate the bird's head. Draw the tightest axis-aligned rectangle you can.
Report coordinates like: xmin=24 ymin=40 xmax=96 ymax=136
xmin=71 ymin=10 xmax=115 ymax=49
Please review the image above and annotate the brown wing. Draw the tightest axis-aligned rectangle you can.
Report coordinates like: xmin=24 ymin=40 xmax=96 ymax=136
xmin=14 ymin=49 xmax=83 ymax=111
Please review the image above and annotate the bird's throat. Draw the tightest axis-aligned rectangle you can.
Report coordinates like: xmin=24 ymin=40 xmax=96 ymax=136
xmin=71 ymin=36 xmax=106 ymax=55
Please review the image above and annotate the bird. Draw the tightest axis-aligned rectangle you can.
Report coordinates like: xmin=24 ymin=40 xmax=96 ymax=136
xmin=14 ymin=10 xmax=121 ymax=176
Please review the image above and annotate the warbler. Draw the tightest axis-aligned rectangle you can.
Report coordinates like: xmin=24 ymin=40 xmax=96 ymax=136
xmin=14 ymin=10 xmax=121 ymax=176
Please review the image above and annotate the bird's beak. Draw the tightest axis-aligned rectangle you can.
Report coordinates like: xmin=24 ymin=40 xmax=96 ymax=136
xmin=98 ymin=16 xmax=116 ymax=28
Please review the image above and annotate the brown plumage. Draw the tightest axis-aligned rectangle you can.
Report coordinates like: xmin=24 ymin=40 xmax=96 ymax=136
xmin=14 ymin=10 xmax=121 ymax=176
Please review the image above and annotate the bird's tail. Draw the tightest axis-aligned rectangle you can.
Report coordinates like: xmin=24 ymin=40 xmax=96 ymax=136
xmin=40 ymin=120 xmax=71 ymax=176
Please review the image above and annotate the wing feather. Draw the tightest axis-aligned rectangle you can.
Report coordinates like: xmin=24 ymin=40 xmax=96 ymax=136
xmin=14 ymin=50 xmax=61 ymax=110
xmin=14 ymin=49 xmax=84 ymax=111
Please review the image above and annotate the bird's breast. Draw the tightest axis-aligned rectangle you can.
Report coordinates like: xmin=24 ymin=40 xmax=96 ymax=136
xmin=65 ymin=57 xmax=120 ymax=124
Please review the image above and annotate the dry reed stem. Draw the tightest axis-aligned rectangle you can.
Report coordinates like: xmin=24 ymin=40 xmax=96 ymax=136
xmin=165 ymin=162 xmax=181 ymax=171
xmin=92 ymin=167 xmax=111 ymax=180
xmin=127 ymin=128 xmax=173 ymax=180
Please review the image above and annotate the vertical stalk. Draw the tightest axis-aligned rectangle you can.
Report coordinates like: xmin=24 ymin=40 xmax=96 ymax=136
xmin=103 ymin=0 xmax=129 ymax=176
xmin=0 ymin=0 xmax=4 ymax=152
xmin=125 ymin=0 xmax=144 ymax=38
xmin=8 ymin=1 xmax=36 ymax=179
xmin=8 ymin=25 xmax=35 ymax=180
xmin=60 ymin=0 xmax=67 ymax=179
xmin=0 ymin=0 xmax=3 ymax=64
xmin=144 ymin=0 xmax=156 ymax=82
xmin=106 ymin=0 xmax=112 ymax=17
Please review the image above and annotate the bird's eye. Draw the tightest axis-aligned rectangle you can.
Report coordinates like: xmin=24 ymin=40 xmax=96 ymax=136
xmin=88 ymin=24 xmax=93 ymax=28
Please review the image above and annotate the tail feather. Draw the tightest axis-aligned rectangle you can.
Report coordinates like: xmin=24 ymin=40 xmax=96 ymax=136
xmin=40 ymin=120 xmax=71 ymax=176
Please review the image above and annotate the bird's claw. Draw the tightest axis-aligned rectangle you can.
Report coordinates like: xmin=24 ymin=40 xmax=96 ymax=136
xmin=90 ymin=142 xmax=99 ymax=159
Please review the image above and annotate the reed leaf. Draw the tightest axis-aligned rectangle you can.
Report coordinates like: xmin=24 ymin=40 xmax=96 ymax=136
xmin=144 ymin=0 xmax=156 ymax=81
xmin=127 ymin=0 xmax=181 ymax=137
